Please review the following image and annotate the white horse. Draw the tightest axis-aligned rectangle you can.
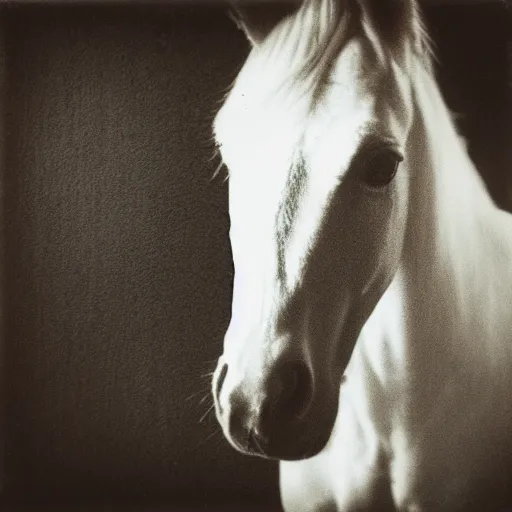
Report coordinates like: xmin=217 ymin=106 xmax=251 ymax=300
xmin=211 ymin=1 xmax=512 ymax=510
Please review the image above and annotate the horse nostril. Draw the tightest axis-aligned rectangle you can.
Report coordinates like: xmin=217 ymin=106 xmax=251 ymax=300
xmin=215 ymin=362 xmax=228 ymax=405
xmin=273 ymin=362 xmax=312 ymax=421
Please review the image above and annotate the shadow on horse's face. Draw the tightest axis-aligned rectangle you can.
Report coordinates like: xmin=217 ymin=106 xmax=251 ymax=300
xmin=211 ymin=32 xmax=413 ymax=461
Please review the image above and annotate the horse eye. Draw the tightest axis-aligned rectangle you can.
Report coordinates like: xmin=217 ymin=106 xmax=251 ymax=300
xmin=361 ymin=151 xmax=402 ymax=189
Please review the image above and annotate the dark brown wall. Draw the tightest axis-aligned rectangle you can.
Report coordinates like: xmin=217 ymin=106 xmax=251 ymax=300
xmin=424 ymin=2 xmax=510 ymax=211
xmin=1 ymin=4 xmax=279 ymax=508
xmin=0 ymin=1 xmax=509 ymax=509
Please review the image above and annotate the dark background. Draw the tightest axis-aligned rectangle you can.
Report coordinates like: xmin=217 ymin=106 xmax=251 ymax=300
xmin=0 ymin=1 xmax=509 ymax=510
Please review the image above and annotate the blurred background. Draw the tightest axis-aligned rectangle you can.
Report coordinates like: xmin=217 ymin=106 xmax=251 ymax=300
xmin=0 ymin=0 xmax=509 ymax=510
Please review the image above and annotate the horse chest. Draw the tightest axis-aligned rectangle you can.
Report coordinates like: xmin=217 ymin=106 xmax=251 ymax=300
xmin=388 ymin=410 xmax=512 ymax=511
xmin=281 ymin=368 xmax=512 ymax=512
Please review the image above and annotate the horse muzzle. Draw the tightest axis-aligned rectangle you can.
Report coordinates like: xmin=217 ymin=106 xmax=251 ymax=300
xmin=212 ymin=357 xmax=338 ymax=461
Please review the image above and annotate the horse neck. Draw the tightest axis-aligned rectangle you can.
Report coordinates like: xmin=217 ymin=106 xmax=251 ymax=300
xmin=404 ymin=64 xmax=492 ymax=297
xmin=352 ymin=60 xmax=512 ymax=453
xmin=397 ymin=61 xmax=505 ymax=379
xmin=356 ymin=62 xmax=499 ymax=396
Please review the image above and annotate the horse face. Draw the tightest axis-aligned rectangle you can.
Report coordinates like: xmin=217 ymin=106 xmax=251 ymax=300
xmin=212 ymin=10 xmax=414 ymax=461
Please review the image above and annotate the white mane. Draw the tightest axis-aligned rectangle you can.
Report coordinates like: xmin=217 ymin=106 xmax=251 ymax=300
xmin=224 ymin=0 xmax=433 ymax=109
xmin=214 ymin=0 xmax=435 ymax=172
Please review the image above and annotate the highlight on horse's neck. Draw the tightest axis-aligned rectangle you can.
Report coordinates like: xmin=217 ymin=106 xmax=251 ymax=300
xmin=403 ymin=61 xmax=493 ymax=273
xmin=353 ymin=57 xmax=506 ymax=434
xmin=392 ymin=57 xmax=499 ymax=373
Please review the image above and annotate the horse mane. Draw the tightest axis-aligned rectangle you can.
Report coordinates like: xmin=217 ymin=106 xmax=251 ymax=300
xmin=355 ymin=0 xmax=435 ymax=74
xmin=235 ymin=0 xmax=435 ymax=105
xmin=215 ymin=0 xmax=437 ymax=178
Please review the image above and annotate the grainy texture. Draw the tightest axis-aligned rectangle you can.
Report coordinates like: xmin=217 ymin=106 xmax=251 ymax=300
xmin=1 ymin=4 xmax=279 ymax=508
xmin=0 ymin=1 xmax=508 ymax=510
xmin=507 ymin=0 xmax=512 ymax=208
xmin=0 ymin=22 xmax=6 ymax=500
xmin=425 ymin=2 xmax=509 ymax=211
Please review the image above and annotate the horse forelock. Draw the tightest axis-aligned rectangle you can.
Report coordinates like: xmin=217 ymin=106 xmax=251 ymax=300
xmin=226 ymin=0 xmax=434 ymax=109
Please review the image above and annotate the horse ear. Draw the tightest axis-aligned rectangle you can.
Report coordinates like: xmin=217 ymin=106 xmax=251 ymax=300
xmin=229 ymin=2 xmax=299 ymax=46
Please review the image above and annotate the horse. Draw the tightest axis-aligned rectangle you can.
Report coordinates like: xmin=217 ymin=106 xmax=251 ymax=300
xmin=210 ymin=0 xmax=512 ymax=510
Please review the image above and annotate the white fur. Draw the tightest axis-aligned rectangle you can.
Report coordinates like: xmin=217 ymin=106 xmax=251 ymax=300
xmin=213 ymin=1 xmax=512 ymax=510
